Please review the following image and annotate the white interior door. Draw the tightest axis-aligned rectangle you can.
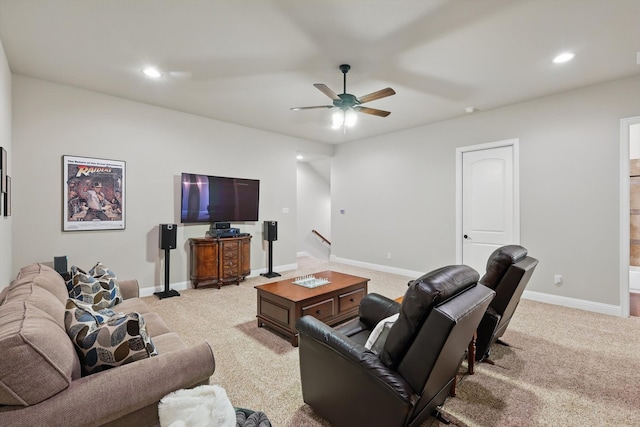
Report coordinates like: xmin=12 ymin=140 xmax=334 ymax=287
xmin=457 ymin=140 xmax=519 ymax=276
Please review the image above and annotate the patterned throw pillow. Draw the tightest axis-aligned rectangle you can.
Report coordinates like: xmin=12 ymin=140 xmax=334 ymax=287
xmin=65 ymin=299 xmax=158 ymax=375
xmin=66 ymin=263 xmax=123 ymax=308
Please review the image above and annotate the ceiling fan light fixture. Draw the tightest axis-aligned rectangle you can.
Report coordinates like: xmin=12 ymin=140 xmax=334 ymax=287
xmin=345 ymin=109 xmax=357 ymax=127
xmin=332 ymin=109 xmax=357 ymax=130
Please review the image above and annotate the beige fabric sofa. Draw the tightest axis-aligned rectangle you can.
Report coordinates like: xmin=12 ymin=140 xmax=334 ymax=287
xmin=0 ymin=263 xmax=215 ymax=427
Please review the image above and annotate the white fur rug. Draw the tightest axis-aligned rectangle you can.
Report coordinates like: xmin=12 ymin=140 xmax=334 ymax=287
xmin=158 ymin=385 xmax=236 ymax=427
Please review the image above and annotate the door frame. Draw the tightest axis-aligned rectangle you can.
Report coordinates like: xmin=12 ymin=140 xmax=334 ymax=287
xmin=455 ymin=138 xmax=520 ymax=264
xmin=619 ymin=116 xmax=640 ymax=318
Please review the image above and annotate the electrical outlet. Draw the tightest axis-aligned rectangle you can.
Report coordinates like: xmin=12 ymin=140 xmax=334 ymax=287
xmin=554 ymin=275 xmax=563 ymax=286
xmin=387 ymin=252 xmax=392 ymax=259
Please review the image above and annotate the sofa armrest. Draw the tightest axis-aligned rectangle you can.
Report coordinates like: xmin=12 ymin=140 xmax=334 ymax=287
xmin=0 ymin=342 xmax=215 ymax=427
xmin=119 ymin=279 xmax=140 ymax=300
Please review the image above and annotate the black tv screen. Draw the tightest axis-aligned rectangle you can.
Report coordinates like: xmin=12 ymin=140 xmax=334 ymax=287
xmin=181 ymin=173 xmax=260 ymax=223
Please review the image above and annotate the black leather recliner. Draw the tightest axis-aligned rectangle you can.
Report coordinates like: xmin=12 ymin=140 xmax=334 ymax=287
xmin=473 ymin=245 xmax=539 ymax=363
xmin=295 ymin=265 xmax=495 ymax=427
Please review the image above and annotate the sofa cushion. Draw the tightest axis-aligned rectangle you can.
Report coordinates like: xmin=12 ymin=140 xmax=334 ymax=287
xmin=116 ymin=297 xmax=152 ymax=315
xmin=14 ymin=263 xmax=69 ymax=305
xmin=2 ymin=281 xmax=67 ymax=326
xmin=67 ymin=264 xmax=122 ymax=309
xmin=65 ymin=300 xmax=158 ymax=375
xmin=0 ymin=284 xmax=78 ymax=406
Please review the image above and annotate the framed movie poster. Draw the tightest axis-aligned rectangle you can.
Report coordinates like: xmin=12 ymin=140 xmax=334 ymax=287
xmin=63 ymin=155 xmax=125 ymax=231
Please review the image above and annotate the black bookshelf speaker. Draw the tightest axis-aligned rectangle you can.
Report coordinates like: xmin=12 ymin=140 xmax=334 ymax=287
xmin=159 ymin=224 xmax=177 ymax=250
xmin=264 ymin=220 xmax=278 ymax=242
xmin=54 ymin=256 xmax=68 ymax=275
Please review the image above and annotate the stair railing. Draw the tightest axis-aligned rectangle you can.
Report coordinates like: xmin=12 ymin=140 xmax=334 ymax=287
xmin=312 ymin=229 xmax=331 ymax=245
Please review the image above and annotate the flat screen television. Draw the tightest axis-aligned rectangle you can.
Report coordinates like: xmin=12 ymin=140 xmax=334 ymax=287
xmin=181 ymin=173 xmax=260 ymax=223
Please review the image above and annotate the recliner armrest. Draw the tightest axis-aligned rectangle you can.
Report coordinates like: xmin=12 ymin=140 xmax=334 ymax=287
xmin=296 ymin=315 xmax=414 ymax=400
xmin=358 ymin=293 xmax=401 ymax=330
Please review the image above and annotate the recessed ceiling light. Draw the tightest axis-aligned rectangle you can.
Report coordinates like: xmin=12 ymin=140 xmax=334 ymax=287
xmin=142 ymin=67 xmax=162 ymax=78
xmin=552 ymin=52 xmax=575 ymax=64
xmin=296 ymin=154 xmax=303 ymax=160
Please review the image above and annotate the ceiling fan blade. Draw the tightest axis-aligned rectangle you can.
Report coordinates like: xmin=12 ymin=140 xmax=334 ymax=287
xmin=290 ymin=105 xmax=334 ymax=111
xmin=357 ymin=87 xmax=396 ymax=104
xmin=354 ymin=106 xmax=391 ymax=117
xmin=314 ymin=83 xmax=340 ymax=101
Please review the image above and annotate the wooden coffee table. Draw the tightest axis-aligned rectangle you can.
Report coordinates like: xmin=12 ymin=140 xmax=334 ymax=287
xmin=255 ymin=270 xmax=369 ymax=346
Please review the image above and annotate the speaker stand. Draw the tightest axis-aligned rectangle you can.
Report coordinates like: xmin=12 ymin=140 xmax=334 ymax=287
xmin=260 ymin=240 xmax=281 ymax=279
xmin=154 ymin=249 xmax=180 ymax=299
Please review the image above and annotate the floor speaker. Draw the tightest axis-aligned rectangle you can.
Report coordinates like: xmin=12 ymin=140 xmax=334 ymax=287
xmin=264 ymin=221 xmax=278 ymax=242
xmin=159 ymin=224 xmax=177 ymax=250
xmin=156 ymin=224 xmax=180 ymax=299
xmin=261 ymin=221 xmax=280 ymax=278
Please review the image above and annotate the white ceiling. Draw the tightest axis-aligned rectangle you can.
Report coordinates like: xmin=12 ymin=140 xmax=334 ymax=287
xmin=0 ymin=0 xmax=639 ymax=148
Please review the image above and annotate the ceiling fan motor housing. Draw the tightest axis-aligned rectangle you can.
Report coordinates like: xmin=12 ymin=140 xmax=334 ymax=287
xmin=334 ymin=93 xmax=359 ymax=109
xmin=291 ymin=62 xmax=394 ymax=117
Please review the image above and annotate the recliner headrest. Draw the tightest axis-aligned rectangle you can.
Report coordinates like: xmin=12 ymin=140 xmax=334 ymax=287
xmin=380 ymin=264 xmax=479 ymax=369
xmin=480 ymin=245 xmax=528 ymax=290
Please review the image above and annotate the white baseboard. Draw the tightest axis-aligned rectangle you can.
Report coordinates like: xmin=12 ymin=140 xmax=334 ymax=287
xmin=522 ymin=290 xmax=622 ymax=317
xmin=140 ymin=258 xmax=625 ymax=317
xmin=251 ymin=263 xmax=298 ymax=277
xmin=330 ymin=255 xmax=423 ymax=279
xmin=140 ymin=281 xmax=190 ymax=298
xmin=331 ymin=255 xmax=625 ymax=317
xmin=628 ymin=268 xmax=640 ymax=292
xmin=139 ymin=263 xmax=300 ymax=298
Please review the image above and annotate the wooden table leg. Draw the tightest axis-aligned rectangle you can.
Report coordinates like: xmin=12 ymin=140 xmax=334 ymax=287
xmin=468 ymin=331 xmax=477 ymax=375
xmin=450 ymin=373 xmax=457 ymax=397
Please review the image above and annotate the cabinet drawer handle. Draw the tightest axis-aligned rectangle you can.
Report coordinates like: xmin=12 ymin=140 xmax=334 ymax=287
xmin=316 ymin=310 xmax=322 ymax=315
xmin=349 ymin=298 xmax=355 ymax=302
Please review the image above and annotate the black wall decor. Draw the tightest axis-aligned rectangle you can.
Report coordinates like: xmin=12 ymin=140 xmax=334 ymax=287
xmin=4 ymin=176 xmax=10 ymax=217
xmin=1 ymin=147 xmax=6 ymax=194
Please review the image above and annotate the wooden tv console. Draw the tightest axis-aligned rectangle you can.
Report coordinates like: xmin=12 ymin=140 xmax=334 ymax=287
xmin=188 ymin=236 xmax=251 ymax=288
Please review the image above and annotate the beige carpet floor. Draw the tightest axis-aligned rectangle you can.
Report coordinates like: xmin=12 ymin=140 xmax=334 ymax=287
xmin=143 ymin=257 xmax=640 ymax=426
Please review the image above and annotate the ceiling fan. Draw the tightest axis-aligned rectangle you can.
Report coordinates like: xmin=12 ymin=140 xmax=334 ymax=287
xmin=291 ymin=64 xmax=395 ymax=127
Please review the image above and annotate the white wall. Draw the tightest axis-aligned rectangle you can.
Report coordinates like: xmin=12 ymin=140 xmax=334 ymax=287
xmin=11 ymin=76 xmax=326 ymax=292
xmin=296 ymin=162 xmax=331 ymax=260
xmin=628 ymin=123 xmax=640 ymax=159
xmin=0 ymin=38 xmax=11 ymax=288
xmin=332 ymin=75 xmax=640 ymax=309
xmin=8 ymin=71 xmax=640 ymax=311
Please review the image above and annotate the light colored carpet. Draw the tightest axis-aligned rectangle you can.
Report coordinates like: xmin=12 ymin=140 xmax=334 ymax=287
xmin=142 ymin=257 xmax=640 ymax=426
xmin=446 ymin=297 xmax=640 ymax=426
